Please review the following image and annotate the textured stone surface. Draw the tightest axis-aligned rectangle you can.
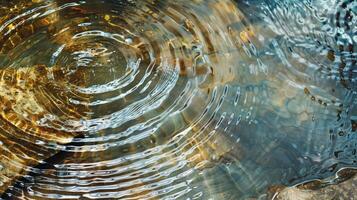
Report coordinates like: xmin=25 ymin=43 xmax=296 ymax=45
xmin=270 ymin=170 xmax=357 ymax=200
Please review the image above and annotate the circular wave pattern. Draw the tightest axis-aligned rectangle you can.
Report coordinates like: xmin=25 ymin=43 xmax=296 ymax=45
xmin=0 ymin=0 xmax=355 ymax=199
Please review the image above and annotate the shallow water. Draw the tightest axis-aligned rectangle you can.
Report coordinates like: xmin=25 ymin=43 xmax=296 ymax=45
xmin=0 ymin=0 xmax=356 ymax=199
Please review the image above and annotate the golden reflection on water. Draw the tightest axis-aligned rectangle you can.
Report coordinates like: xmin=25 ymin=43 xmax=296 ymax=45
xmin=0 ymin=0 xmax=356 ymax=199
xmin=0 ymin=64 xmax=89 ymax=194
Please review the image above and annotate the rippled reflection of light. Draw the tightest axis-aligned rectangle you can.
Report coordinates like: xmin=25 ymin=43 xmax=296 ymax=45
xmin=0 ymin=0 xmax=355 ymax=199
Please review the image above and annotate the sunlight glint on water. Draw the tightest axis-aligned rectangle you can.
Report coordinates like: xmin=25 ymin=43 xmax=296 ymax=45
xmin=0 ymin=0 xmax=355 ymax=199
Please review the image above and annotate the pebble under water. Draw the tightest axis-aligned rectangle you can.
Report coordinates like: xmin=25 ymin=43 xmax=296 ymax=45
xmin=0 ymin=0 xmax=356 ymax=199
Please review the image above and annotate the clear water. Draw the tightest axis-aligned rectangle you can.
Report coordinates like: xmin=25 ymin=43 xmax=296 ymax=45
xmin=0 ymin=0 xmax=355 ymax=199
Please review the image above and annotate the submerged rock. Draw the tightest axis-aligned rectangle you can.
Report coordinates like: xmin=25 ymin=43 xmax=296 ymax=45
xmin=270 ymin=169 xmax=357 ymax=200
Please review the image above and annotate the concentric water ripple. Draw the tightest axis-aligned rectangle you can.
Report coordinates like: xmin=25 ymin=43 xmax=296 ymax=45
xmin=0 ymin=0 xmax=355 ymax=199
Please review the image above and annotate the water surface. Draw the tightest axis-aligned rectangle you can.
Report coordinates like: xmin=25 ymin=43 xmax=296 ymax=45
xmin=0 ymin=0 xmax=356 ymax=199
